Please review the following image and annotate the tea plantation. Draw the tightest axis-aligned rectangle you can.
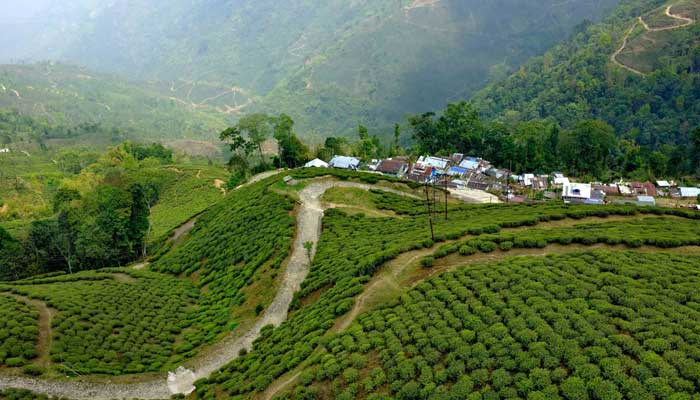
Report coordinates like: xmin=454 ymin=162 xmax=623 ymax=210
xmin=0 ymin=176 xmax=294 ymax=375
xmin=0 ymin=296 xmax=39 ymax=367
xmin=193 ymin=184 xmax=700 ymax=398
xmin=281 ymin=251 xmax=700 ymax=400
xmin=1 ymin=270 xmax=199 ymax=374
xmin=1 ymin=171 xmax=700 ymax=400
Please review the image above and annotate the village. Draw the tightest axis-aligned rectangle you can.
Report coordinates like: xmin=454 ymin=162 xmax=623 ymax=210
xmin=304 ymin=153 xmax=700 ymax=210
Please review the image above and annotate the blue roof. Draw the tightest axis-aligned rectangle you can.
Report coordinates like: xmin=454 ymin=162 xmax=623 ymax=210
xmin=449 ymin=167 xmax=467 ymax=175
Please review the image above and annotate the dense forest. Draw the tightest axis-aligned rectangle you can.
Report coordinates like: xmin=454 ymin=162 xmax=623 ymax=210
xmin=472 ymin=0 xmax=700 ymax=173
xmin=408 ymin=102 xmax=700 ymax=181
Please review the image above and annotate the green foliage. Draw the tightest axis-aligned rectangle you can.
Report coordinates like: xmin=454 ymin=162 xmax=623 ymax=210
xmin=151 ymin=176 xmax=295 ymax=353
xmin=2 ymin=269 xmax=198 ymax=374
xmin=0 ymin=296 xmax=38 ymax=366
xmin=195 ymin=182 xmax=695 ymax=398
xmin=287 ymin=250 xmax=700 ymax=399
xmin=430 ymin=216 xmax=700 ymax=261
xmin=0 ymin=64 xmax=228 ymax=142
xmin=473 ymin=0 xmax=700 ymax=178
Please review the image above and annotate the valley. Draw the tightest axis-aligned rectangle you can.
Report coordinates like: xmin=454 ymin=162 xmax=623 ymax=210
xmin=1 ymin=0 xmax=700 ymax=399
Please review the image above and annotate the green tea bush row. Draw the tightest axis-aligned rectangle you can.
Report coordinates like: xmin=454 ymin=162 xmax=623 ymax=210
xmin=427 ymin=217 xmax=700 ymax=262
xmin=282 ymin=251 xmax=700 ymax=399
xmin=0 ymin=296 xmax=38 ymax=367
xmin=7 ymin=270 xmax=198 ymax=375
xmin=195 ymin=193 xmax=691 ymax=397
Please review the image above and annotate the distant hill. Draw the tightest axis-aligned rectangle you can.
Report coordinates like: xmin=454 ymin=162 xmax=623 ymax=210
xmin=473 ymin=0 xmax=700 ymax=148
xmin=1 ymin=0 xmax=620 ymax=138
xmin=0 ymin=63 xmax=229 ymax=142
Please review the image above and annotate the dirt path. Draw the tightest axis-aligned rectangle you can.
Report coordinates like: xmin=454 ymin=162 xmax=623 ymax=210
xmin=0 ymin=177 xmax=415 ymax=399
xmin=612 ymin=4 xmax=695 ymax=76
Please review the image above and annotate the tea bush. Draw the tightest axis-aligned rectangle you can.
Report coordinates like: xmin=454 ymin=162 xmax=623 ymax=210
xmin=285 ymin=251 xmax=700 ymax=399
xmin=0 ymin=296 xmax=38 ymax=367
xmin=195 ymin=191 xmax=699 ymax=397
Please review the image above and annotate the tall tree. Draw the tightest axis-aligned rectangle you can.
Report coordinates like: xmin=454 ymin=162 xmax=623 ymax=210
xmin=272 ymin=114 xmax=308 ymax=168
xmin=238 ymin=113 xmax=272 ymax=166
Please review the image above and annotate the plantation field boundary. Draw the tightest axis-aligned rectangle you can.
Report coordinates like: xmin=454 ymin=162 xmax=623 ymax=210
xmin=0 ymin=177 xmax=422 ymax=399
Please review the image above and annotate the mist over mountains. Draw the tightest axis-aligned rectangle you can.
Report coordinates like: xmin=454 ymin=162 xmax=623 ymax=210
xmin=0 ymin=0 xmax=620 ymax=137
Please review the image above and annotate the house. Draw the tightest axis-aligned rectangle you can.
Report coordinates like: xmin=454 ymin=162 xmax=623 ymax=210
xmin=552 ymin=173 xmax=570 ymax=186
xmin=631 ymin=182 xmax=657 ymax=197
xmin=656 ymin=180 xmax=672 ymax=189
xmin=562 ymin=182 xmax=592 ymax=203
xmin=680 ymin=187 xmax=700 ymax=198
xmin=418 ymin=156 xmax=450 ymax=171
xmin=618 ymin=184 xmax=632 ymax=196
xmin=532 ymin=176 xmax=549 ymax=191
xmin=448 ymin=167 xmax=468 ymax=177
xmin=376 ymin=159 xmax=409 ymax=178
xmin=0 ymin=148 xmax=9 ymax=154
xmin=406 ymin=165 xmax=435 ymax=183
xmin=594 ymin=184 xmax=620 ymax=197
xmin=485 ymin=168 xmax=506 ymax=179
xmin=329 ymin=156 xmax=361 ymax=170
xmin=468 ymin=181 xmax=491 ymax=191
xmin=304 ymin=158 xmax=329 ymax=168
xmin=450 ymin=179 xmax=467 ymax=189
xmin=459 ymin=157 xmax=480 ymax=171
xmin=521 ymin=174 xmax=535 ymax=187
xmin=636 ymin=196 xmax=656 ymax=207
xmin=591 ymin=189 xmax=606 ymax=201
xmin=450 ymin=153 xmax=464 ymax=164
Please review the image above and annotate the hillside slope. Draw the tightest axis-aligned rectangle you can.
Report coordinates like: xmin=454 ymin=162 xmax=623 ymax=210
xmin=1 ymin=0 xmax=620 ymax=137
xmin=473 ymin=0 xmax=700 ymax=148
xmin=0 ymin=64 xmax=229 ymax=141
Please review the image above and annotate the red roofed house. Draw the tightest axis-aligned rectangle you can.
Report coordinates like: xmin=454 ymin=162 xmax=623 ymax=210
xmin=630 ymin=182 xmax=657 ymax=197
xmin=376 ymin=159 xmax=409 ymax=178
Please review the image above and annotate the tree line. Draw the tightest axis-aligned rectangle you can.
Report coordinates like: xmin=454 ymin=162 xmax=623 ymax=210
xmin=0 ymin=142 xmax=173 ymax=281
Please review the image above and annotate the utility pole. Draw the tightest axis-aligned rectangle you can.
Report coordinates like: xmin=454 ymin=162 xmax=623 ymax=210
xmin=444 ymin=176 xmax=448 ymax=221
xmin=424 ymin=180 xmax=435 ymax=241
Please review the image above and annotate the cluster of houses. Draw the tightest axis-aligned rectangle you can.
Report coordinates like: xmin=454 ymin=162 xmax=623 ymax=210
xmin=303 ymin=154 xmax=700 ymax=209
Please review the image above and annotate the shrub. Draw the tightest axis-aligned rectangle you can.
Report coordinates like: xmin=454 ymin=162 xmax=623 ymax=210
xmin=478 ymin=241 xmax=498 ymax=253
xmin=22 ymin=364 xmax=45 ymax=376
xmin=421 ymin=257 xmax=435 ymax=268
xmin=500 ymin=241 xmax=514 ymax=251
xmin=459 ymin=245 xmax=476 ymax=256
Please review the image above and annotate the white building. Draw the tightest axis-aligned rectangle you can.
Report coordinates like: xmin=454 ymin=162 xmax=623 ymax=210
xmin=552 ymin=173 xmax=569 ymax=186
xmin=329 ymin=156 xmax=361 ymax=170
xmin=0 ymin=148 xmax=9 ymax=153
xmin=417 ymin=156 xmax=450 ymax=171
xmin=304 ymin=158 xmax=329 ymax=168
xmin=562 ymin=182 xmax=592 ymax=203
xmin=680 ymin=187 xmax=700 ymax=198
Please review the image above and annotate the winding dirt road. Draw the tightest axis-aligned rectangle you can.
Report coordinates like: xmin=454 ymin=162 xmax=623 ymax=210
xmin=612 ymin=4 xmax=695 ymax=76
xmin=0 ymin=177 xmax=418 ymax=400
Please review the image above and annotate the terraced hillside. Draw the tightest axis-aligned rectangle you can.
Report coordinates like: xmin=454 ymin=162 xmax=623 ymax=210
xmin=0 ymin=170 xmax=699 ymax=399
xmin=473 ymin=0 xmax=700 ymax=149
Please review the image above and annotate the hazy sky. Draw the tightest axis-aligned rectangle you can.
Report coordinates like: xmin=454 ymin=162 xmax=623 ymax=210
xmin=0 ymin=0 xmax=52 ymax=21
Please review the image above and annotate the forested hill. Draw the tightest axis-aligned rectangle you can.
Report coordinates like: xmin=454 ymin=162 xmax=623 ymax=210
xmin=0 ymin=63 xmax=229 ymax=141
xmin=1 ymin=0 xmax=620 ymax=138
xmin=473 ymin=0 xmax=700 ymax=149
